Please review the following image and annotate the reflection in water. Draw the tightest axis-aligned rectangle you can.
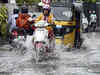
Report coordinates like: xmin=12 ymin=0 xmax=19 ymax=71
xmin=0 ymin=33 xmax=100 ymax=75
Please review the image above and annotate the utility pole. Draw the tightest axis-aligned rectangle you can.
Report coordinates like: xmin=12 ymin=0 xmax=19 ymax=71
xmin=9 ymin=0 xmax=16 ymax=4
xmin=65 ymin=0 xmax=67 ymax=7
xmin=8 ymin=0 xmax=17 ymax=15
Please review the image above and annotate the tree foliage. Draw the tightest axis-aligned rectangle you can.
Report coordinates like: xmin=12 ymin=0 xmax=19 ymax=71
xmin=77 ymin=0 xmax=96 ymax=3
xmin=97 ymin=0 xmax=100 ymax=2
xmin=16 ymin=0 xmax=41 ymax=4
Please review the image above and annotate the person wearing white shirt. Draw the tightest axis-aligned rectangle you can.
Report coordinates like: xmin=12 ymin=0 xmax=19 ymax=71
xmin=8 ymin=8 xmax=19 ymax=33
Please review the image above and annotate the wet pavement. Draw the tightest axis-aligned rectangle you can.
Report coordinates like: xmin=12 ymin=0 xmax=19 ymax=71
xmin=0 ymin=32 xmax=100 ymax=75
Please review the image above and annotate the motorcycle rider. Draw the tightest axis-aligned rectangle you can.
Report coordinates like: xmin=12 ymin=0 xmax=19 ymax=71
xmin=35 ymin=4 xmax=54 ymax=24
xmin=16 ymin=6 xmax=34 ymax=35
xmin=8 ymin=8 xmax=19 ymax=33
xmin=89 ymin=10 xmax=97 ymax=31
xmin=82 ymin=14 xmax=88 ymax=32
xmin=35 ymin=4 xmax=55 ymax=51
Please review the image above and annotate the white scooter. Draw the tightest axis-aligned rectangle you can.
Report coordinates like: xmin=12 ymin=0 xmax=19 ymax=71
xmin=33 ymin=20 xmax=55 ymax=62
xmin=9 ymin=28 xmax=26 ymax=50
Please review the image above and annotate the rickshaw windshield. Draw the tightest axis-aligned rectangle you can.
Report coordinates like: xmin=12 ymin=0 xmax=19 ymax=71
xmin=51 ymin=7 xmax=73 ymax=21
xmin=51 ymin=0 xmax=73 ymax=21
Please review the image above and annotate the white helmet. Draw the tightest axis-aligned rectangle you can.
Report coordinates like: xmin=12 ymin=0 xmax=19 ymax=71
xmin=43 ymin=4 xmax=50 ymax=10
xmin=43 ymin=4 xmax=51 ymax=14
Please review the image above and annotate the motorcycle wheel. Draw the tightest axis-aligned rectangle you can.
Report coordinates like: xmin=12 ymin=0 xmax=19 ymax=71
xmin=93 ymin=23 xmax=96 ymax=32
xmin=35 ymin=46 xmax=45 ymax=62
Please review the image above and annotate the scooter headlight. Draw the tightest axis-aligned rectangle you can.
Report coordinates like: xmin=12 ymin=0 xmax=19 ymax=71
xmin=56 ymin=25 xmax=62 ymax=28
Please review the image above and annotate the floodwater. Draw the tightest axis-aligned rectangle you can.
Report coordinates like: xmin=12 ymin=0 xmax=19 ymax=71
xmin=0 ymin=33 xmax=100 ymax=75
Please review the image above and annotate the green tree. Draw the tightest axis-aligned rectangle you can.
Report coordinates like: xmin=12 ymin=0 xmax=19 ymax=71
xmin=78 ymin=0 xmax=96 ymax=3
xmin=89 ymin=0 xmax=96 ymax=3
xmin=16 ymin=0 xmax=41 ymax=4
xmin=16 ymin=0 xmax=24 ymax=4
xmin=96 ymin=0 xmax=100 ymax=2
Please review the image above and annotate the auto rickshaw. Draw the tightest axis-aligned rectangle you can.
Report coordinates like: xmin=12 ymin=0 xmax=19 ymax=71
xmin=51 ymin=1 xmax=80 ymax=48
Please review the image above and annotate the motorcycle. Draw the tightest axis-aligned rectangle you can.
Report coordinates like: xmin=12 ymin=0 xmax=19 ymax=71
xmin=9 ymin=28 xmax=26 ymax=49
xmin=33 ymin=20 xmax=55 ymax=62
xmin=90 ymin=22 xmax=97 ymax=32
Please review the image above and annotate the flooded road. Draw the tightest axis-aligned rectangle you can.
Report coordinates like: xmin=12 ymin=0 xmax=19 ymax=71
xmin=0 ymin=32 xmax=100 ymax=75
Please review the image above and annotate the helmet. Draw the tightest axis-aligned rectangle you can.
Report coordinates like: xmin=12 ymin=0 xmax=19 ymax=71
xmin=21 ymin=6 xmax=28 ymax=13
xmin=43 ymin=4 xmax=50 ymax=10
xmin=13 ymin=8 xmax=19 ymax=14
